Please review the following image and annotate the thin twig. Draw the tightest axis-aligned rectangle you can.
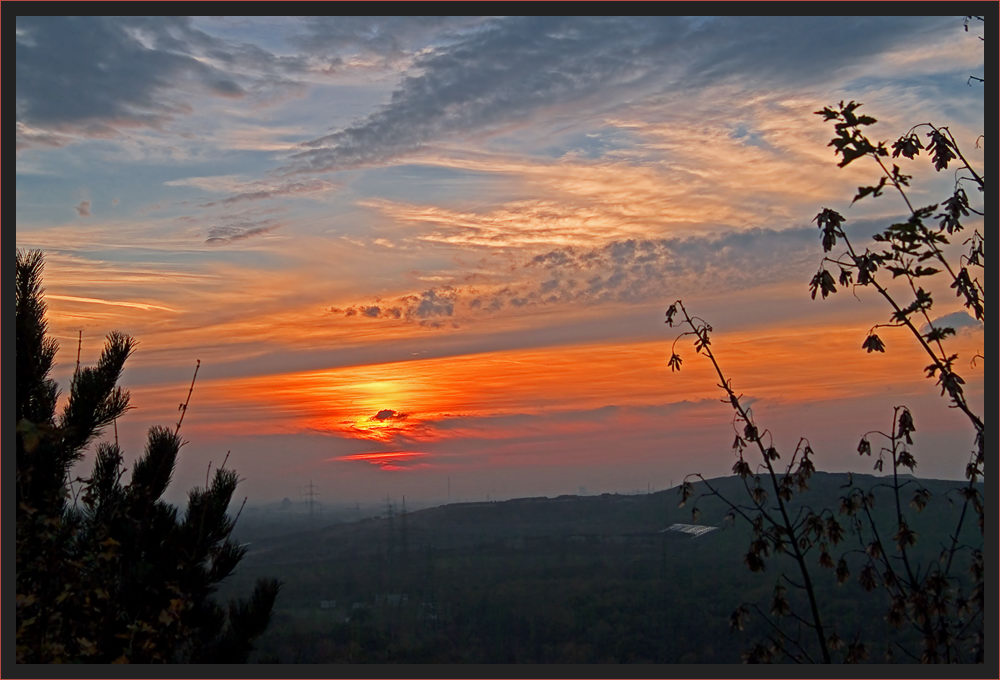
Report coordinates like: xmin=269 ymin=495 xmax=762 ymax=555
xmin=175 ymin=359 xmax=200 ymax=435
xmin=233 ymin=496 xmax=248 ymax=525
xmin=75 ymin=330 xmax=82 ymax=377
xmin=672 ymin=301 xmax=831 ymax=663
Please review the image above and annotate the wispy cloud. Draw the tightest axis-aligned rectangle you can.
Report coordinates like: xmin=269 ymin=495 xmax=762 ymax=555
xmin=14 ymin=16 xmax=313 ymax=147
xmin=292 ymin=16 xmax=488 ymax=72
xmin=164 ymin=174 xmax=251 ymax=193
xmin=923 ymin=310 xmax=984 ymax=334
xmin=287 ymin=16 xmax=696 ymax=172
xmin=16 ymin=17 xmax=239 ymax=135
xmin=204 ymin=221 xmax=281 ymax=244
xmin=286 ymin=15 xmax=962 ymax=173
xmin=330 ymin=450 xmax=431 ymax=471
xmin=329 ymin=227 xmax=821 ymax=325
xmin=203 ymin=178 xmax=338 ymax=207
xmin=15 ymin=122 xmax=75 ymax=150
xmin=47 ymin=294 xmax=178 ymax=313
xmin=332 ymin=287 xmax=460 ymax=326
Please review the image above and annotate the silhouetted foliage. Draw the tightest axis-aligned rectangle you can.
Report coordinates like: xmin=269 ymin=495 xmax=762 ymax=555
xmin=666 ymin=23 xmax=986 ymax=662
xmin=666 ymin=33 xmax=983 ymax=663
xmin=15 ymin=250 xmax=280 ymax=663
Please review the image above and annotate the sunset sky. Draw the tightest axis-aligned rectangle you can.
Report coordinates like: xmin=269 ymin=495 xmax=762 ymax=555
xmin=15 ymin=15 xmax=985 ymax=507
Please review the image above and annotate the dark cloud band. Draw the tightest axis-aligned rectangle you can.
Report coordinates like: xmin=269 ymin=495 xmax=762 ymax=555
xmin=330 ymin=226 xmax=820 ymax=324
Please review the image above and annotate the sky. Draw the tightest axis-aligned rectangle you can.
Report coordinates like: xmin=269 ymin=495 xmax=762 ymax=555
xmin=14 ymin=15 xmax=986 ymax=508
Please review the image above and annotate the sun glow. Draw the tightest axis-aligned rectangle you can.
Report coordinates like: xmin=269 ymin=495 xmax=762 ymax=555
xmin=158 ymin=318 xmax=983 ymax=457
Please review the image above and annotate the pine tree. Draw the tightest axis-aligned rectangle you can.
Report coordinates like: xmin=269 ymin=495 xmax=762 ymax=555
xmin=15 ymin=249 xmax=280 ymax=663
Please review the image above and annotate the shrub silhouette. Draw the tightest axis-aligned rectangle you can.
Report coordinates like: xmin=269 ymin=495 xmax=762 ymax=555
xmin=666 ymin=98 xmax=983 ymax=663
xmin=15 ymin=249 xmax=280 ymax=663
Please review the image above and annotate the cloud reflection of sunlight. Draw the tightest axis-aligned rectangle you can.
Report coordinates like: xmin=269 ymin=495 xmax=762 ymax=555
xmin=331 ymin=450 xmax=430 ymax=471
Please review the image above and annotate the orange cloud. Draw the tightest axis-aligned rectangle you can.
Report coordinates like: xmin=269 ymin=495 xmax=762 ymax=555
xmin=47 ymin=294 xmax=178 ymax=313
xmin=331 ymin=450 xmax=430 ymax=470
xmin=142 ymin=318 xmax=982 ymax=454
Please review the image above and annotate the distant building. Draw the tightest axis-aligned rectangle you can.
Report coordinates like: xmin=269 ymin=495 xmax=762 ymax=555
xmin=662 ymin=523 xmax=718 ymax=538
xmin=319 ymin=599 xmax=336 ymax=609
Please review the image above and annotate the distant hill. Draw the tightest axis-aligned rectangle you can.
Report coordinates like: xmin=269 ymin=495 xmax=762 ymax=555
xmin=223 ymin=471 xmax=980 ymax=663
xmin=235 ymin=471 xmax=974 ymax=560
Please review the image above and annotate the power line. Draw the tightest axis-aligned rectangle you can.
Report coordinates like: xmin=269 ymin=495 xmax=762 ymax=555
xmin=303 ymin=480 xmax=319 ymax=523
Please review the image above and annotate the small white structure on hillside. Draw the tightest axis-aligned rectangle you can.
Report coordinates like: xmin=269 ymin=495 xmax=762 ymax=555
xmin=662 ymin=523 xmax=718 ymax=538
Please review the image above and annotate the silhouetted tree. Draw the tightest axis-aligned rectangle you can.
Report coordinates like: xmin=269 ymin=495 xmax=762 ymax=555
xmin=15 ymin=249 xmax=280 ymax=663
